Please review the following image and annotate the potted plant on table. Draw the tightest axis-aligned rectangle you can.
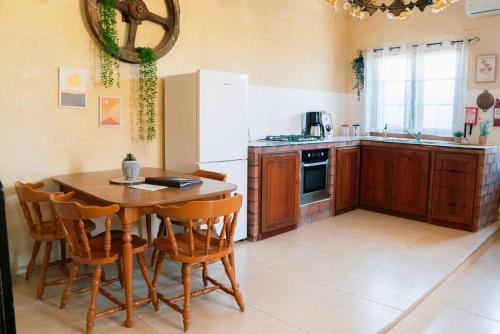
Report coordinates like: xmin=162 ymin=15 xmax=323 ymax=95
xmin=452 ymin=131 xmax=464 ymax=144
xmin=122 ymin=153 xmax=140 ymax=180
xmin=479 ymin=120 xmax=491 ymax=145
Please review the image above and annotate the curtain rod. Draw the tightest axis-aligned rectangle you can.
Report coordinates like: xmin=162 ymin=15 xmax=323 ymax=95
xmin=372 ymin=36 xmax=480 ymax=52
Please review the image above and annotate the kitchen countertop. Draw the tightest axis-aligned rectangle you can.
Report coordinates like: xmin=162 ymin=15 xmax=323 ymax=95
xmin=248 ymin=136 xmax=499 ymax=150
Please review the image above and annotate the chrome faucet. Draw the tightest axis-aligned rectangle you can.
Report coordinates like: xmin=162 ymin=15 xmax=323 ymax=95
xmin=404 ymin=129 xmax=422 ymax=142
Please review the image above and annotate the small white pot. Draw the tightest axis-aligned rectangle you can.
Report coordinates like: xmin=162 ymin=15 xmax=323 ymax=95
xmin=122 ymin=160 xmax=140 ymax=180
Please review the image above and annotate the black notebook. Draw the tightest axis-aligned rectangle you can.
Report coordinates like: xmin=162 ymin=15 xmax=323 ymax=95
xmin=145 ymin=176 xmax=203 ymax=189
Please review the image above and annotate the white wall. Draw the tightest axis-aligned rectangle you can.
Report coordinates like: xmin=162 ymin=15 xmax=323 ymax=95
xmin=248 ymin=85 xmax=349 ymax=139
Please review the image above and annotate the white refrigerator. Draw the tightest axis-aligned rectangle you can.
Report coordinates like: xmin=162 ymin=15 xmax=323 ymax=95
xmin=163 ymin=69 xmax=248 ymax=241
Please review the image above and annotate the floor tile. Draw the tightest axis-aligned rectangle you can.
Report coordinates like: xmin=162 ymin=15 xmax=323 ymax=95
xmin=256 ymin=320 xmax=311 ymax=334
xmin=283 ymin=290 xmax=401 ymax=334
xmin=421 ymin=306 xmax=500 ymax=334
xmin=337 ymin=267 xmax=434 ymax=310
xmin=237 ymin=268 xmax=329 ymax=319
xmin=442 ymin=279 xmax=500 ymax=322
xmin=140 ymin=291 xmax=276 ymax=334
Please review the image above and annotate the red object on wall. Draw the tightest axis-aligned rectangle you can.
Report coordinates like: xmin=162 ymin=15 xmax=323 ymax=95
xmin=465 ymin=107 xmax=478 ymax=125
xmin=494 ymin=99 xmax=500 ymax=127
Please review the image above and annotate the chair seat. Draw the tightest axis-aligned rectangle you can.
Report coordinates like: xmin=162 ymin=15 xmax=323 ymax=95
xmin=91 ymin=230 xmax=148 ymax=255
xmin=30 ymin=219 xmax=96 ymax=241
xmin=154 ymin=231 xmax=231 ymax=263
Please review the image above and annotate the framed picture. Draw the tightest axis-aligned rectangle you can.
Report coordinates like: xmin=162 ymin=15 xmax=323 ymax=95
xmin=59 ymin=67 xmax=87 ymax=108
xmin=99 ymin=97 xmax=121 ymax=127
xmin=476 ymin=54 xmax=497 ymax=83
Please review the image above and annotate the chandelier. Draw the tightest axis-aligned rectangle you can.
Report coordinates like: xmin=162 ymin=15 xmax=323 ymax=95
xmin=327 ymin=0 xmax=459 ymax=20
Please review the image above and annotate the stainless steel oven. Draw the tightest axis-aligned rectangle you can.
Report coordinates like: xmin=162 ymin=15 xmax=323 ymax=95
xmin=300 ymin=149 xmax=329 ymax=205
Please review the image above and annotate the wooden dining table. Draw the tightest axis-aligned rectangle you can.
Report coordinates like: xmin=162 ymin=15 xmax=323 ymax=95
xmin=53 ymin=167 xmax=237 ymax=328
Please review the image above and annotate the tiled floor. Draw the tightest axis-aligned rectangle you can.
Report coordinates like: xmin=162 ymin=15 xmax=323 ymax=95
xmin=392 ymin=236 xmax=500 ymax=334
xmin=13 ymin=210 xmax=500 ymax=334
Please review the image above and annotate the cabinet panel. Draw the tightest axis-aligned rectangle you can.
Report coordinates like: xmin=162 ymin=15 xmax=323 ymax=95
xmin=391 ymin=149 xmax=430 ymax=217
xmin=434 ymin=153 xmax=477 ymax=174
xmin=261 ymin=152 xmax=300 ymax=234
xmin=431 ymin=187 xmax=474 ymax=225
xmin=360 ymin=147 xmax=393 ymax=210
xmin=432 ymin=171 xmax=475 ymax=190
xmin=335 ymin=147 xmax=360 ymax=213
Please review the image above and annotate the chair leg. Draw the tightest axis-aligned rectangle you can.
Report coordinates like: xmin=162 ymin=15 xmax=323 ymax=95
xmin=202 ymin=262 xmax=209 ymax=287
xmin=182 ymin=263 xmax=192 ymax=332
xmin=60 ymin=262 xmax=79 ymax=309
xmin=37 ymin=241 xmax=52 ymax=299
xmin=87 ymin=265 xmax=102 ymax=334
xmin=114 ymin=258 xmax=123 ymax=288
xmin=150 ymin=249 xmax=159 ymax=267
xmin=152 ymin=251 xmax=165 ymax=288
xmin=229 ymin=252 xmax=236 ymax=278
xmin=136 ymin=253 xmax=159 ymax=311
xmin=222 ymin=256 xmax=245 ymax=312
xmin=146 ymin=214 xmax=153 ymax=247
xmin=60 ymin=239 xmax=68 ymax=275
xmin=26 ymin=240 xmax=41 ymax=280
xmin=150 ymin=224 xmax=165 ymax=267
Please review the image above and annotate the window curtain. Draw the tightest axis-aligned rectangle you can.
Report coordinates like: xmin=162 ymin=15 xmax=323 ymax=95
xmin=362 ymin=40 xmax=468 ymax=136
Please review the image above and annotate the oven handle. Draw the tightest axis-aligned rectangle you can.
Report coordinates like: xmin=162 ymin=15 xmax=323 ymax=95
xmin=302 ymin=161 xmax=329 ymax=167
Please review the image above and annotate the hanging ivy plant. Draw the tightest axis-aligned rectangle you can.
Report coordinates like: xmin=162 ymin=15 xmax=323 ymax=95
xmin=136 ymin=47 xmax=158 ymax=141
xmin=99 ymin=0 xmax=120 ymax=88
xmin=352 ymin=50 xmax=364 ymax=101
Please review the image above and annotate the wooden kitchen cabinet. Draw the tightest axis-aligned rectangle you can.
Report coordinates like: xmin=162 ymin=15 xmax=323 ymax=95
xmin=391 ymin=149 xmax=430 ymax=217
xmin=360 ymin=146 xmax=393 ymax=210
xmin=360 ymin=146 xmax=430 ymax=219
xmin=430 ymin=153 xmax=478 ymax=229
xmin=335 ymin=146 xmax=360 ymax=214
xmin=260 ymin=152 xmax=300 ymax=237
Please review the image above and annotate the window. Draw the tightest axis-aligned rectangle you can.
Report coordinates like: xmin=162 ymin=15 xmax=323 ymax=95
xmin=363 ymin=41 xmax=468 ymax=136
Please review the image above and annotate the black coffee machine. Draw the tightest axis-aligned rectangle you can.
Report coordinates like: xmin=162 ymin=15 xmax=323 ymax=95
xmin=303 ymin=111 xmax=325 ymax=137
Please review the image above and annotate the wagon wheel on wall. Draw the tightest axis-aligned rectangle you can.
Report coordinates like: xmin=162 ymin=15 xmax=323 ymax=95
xmin=85 ymin=0 xmax=180 ymax=63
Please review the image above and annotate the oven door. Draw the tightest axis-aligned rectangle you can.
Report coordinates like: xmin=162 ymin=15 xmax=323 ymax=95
xmin=301 ymin=160 xmax=329 ymax=205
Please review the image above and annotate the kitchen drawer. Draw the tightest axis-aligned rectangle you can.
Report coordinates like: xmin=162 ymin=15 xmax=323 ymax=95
xmin=431 ymin=187 xmax=474 ymax=225
xmin=432 ymin=171 xmax=476 ymax=191
xmin=433 ymin=153 xmax=477 ymax=174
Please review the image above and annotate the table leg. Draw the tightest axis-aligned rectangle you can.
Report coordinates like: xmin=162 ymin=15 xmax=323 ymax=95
xmin=119 ymin=208 xmax=135 ymax=328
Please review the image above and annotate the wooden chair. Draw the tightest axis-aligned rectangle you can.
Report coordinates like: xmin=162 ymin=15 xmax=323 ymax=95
xmin=15 ymin=181 xmax=96 ymax=299
xmin=50 ymin=192 xmax=159 ymax=334
xmin=152 ymin=194 xmax=245 ymax=331
xmin=149 ymin=169 xmax=227 ymax=267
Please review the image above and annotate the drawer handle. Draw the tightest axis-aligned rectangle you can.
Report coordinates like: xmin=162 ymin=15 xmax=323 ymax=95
xmin=447 ymin=203 xmax=457 ymax=207
xmin=448 ymin=169 xmax=461 ymax=173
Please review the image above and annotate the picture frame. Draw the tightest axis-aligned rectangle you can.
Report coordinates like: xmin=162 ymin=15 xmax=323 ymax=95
xmin=99 ymin=96 xmax=121 ymax=127
xmin=476 ymin=54 xmax=497 ymax=83
xmin=59 ymin=67 xmax=87 ymax=108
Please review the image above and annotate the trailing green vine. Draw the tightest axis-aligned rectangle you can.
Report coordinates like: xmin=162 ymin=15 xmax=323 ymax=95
xmin=136 ymin=47 xmax=158 ymax=141
xmin=99 ymin=0 xmax=120 ymax=88
xmin=352 ymin=50 xmax=364 ymax=101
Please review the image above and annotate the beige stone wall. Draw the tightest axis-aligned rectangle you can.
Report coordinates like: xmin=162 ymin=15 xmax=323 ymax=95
xmin=0 ymin=1 xmax=348 ymax=272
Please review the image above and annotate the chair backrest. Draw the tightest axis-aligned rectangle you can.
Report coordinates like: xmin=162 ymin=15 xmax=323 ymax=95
xmin=154 ymin=194 xmax=243 ymax=258
xmin=15 ymin=181 xmax=59 ymax=232
xmin=50 ymin=192 xmax=119 ymax=260
xmin=189 ymin=169 xmax=227 ymax=182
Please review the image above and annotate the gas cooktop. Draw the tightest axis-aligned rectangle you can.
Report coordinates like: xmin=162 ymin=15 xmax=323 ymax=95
xmin=263 ymin=135 xmax=321 ymax=142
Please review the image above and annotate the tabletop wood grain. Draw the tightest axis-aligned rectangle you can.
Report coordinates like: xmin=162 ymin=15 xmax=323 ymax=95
xmin=53 ymin=168 xmax=237 ymax=207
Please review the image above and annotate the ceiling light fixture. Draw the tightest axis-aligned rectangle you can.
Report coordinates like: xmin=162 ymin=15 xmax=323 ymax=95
xmin=327 ymin=0 xmax=459 ymax=20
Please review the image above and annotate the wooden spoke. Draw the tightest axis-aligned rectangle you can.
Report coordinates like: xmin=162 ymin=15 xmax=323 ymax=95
xmin=125 ymin=21 xmax=139 ymax=51
xmin=146 ymin=12 xmax=170 ymax=30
